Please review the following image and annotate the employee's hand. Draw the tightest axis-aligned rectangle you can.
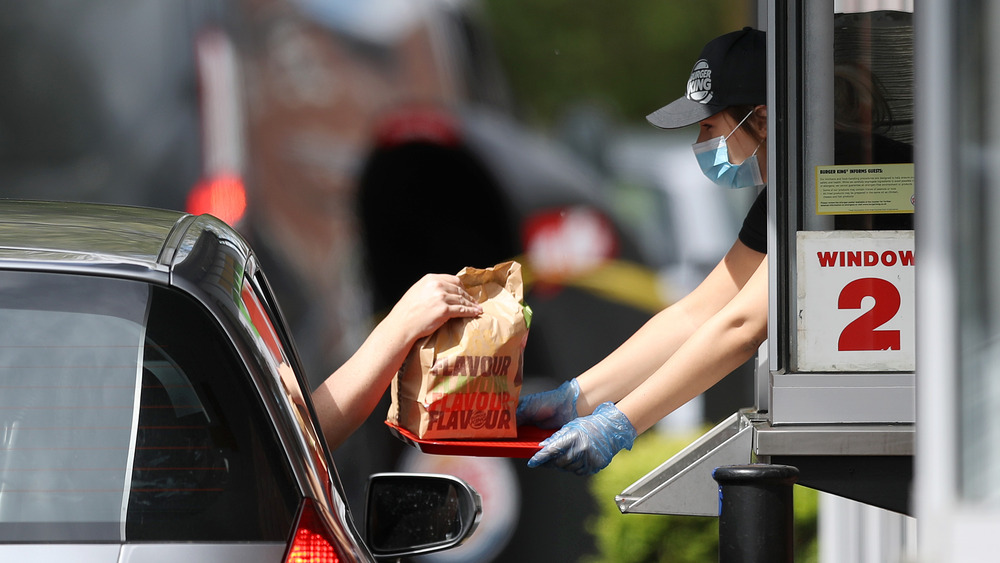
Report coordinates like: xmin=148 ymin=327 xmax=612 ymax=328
xmin=527 ymin=402 xmax=636 ymax=475
xmin=516 ymin=378 xmax=580 ymax=429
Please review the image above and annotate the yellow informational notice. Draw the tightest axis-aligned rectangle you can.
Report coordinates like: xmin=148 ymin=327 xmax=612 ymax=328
xmin=815 ymin=163 xmax=914 ymax=215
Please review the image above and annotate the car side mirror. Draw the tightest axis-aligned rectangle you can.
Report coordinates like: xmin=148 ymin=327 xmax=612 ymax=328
xmin=365 ymin=472 xmax=482 ymax=560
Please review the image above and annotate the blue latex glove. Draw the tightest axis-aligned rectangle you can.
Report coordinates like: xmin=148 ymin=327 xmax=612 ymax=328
xmin=527 ymin=402 xmax=637 ymax=476
xmin=516 ymin=378 xmax=579 ymax=429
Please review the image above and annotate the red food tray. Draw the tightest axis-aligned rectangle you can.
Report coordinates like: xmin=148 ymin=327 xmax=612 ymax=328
xmin=385 ymin=421 xmax=554 ymax=458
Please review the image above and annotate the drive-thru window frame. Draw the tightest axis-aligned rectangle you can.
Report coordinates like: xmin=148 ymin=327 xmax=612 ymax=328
xmin=617 ymin=0 xmax=916 ymax=520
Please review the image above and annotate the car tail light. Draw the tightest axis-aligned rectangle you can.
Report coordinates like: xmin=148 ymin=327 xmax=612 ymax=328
xmin=283 ymin=498 xmax=345 ymax=563
xmin=522 ymin=206 xmax=618 ymax=283
xmin=186 ymin=172 xmax=248 ymax=225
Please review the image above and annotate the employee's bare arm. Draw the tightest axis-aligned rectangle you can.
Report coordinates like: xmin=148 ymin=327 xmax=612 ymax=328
xmin=574 ymin=240 xmax=765 ymax=417
xmin=616 ymin=257 xmax=767 ymax=433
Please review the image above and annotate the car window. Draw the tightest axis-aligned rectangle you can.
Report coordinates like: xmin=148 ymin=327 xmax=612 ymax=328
xmin=0 ymin=271 xmax=297 ymax=543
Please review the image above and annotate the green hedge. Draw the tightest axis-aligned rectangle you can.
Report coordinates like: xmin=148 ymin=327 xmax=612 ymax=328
xmin=583 ymin=429 xmax=818 ymax=563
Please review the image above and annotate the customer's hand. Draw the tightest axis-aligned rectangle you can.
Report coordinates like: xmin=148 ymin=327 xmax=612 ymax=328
xmin=527 ymin=402 xmax=636 ymax=475
xmin=385 ymin=274 xmax=482 ymax=343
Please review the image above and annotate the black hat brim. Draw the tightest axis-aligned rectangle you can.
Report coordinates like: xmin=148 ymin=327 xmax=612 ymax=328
xmin=646 ymin=96 xmax=724 ymax=130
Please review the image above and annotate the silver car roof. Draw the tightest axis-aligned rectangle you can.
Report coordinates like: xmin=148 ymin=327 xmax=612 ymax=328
xmin=0 ymin=200 xmax=251 ymax=279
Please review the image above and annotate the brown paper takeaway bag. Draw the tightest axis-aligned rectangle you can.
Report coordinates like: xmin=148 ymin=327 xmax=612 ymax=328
xmin=388 ymin=261 xmax=529 ymax=439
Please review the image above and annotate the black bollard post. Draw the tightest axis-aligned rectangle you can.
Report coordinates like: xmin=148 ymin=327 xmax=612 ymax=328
xmin=712 ymin=464 xmax=799 ymax=563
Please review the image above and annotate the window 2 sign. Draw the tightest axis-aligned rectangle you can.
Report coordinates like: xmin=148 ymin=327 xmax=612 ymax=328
xmin=796 ymin=230 xmax=915 ymax=372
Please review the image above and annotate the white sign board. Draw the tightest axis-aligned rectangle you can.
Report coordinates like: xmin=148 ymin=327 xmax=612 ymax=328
xmin=796 ymin=230 xmax=915 ymax=372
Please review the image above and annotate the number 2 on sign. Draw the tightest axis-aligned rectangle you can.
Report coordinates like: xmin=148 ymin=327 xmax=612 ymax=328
xmin=838 ymin=278 xmax=901 ymax=351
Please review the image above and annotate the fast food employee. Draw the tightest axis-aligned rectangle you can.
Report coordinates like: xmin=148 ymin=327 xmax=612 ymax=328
xmin=518 ymin=27 xmax=769 ymax=475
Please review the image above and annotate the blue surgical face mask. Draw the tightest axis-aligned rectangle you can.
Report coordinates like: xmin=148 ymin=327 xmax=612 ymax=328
xmin=692 ymin=111 xmax=764 ymax=189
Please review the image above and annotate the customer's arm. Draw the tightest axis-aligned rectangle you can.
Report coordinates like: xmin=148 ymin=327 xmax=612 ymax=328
xmin=312 ymin=274 xmax=481 ymax=449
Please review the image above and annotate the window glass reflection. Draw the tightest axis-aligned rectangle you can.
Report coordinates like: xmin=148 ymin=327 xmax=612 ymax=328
xmin=832 ymin=7 xmax=914 ymax=230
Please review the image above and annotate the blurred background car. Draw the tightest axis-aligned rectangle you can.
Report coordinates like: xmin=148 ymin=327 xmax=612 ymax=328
xmin=0 ymin=200 xmax=480 ymax=562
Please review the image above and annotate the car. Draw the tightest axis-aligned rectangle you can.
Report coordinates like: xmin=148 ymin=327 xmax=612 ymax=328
xmin=0 ymin=199 xmax=480 ymax=562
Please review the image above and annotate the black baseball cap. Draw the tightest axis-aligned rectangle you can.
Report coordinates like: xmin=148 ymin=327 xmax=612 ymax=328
xmin=646 ymin=27 xmax=766 ymax=129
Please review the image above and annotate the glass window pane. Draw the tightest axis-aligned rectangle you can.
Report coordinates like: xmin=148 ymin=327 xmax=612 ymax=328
xmin=0 ymin=271 xmax=299 ymax=543
xmin=956 ymin=0 xmax=999 ymax=503
xmin=127 ymin=285 xmax=298 ymax=541
xmin=0 ymin=273 xmax=146 ymax=542
xmin=832 ymin=6 xmax=914 ymax=230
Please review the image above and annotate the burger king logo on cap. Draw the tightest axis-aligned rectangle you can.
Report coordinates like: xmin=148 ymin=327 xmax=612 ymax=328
xmin=686 ymin=59 xmax=713 ymax=104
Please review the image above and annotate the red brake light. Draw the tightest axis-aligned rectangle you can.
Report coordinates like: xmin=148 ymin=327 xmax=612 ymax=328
xmin=186 ymin=172 xmax=248 ymax=225
xmin=284 ymin=498 xmax=343 ymax=563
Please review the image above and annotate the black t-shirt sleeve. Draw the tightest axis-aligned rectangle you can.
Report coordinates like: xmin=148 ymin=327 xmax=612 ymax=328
xmin=738 ymin=188 xmax=767 ymax=254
